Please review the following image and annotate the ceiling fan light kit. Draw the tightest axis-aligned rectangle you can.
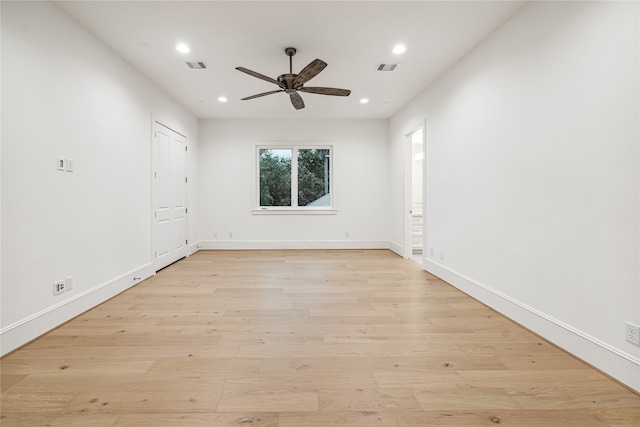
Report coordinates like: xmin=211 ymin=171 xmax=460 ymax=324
xmin=236 ymin=47 xmax=351 ymax=110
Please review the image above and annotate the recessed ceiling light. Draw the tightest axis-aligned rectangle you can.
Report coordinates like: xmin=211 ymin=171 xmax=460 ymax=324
xmin=176 ymin=43 xmax=190 ymax=53
xmin=393 ymin=44 xmax=406 ymax=54
xmin=218 ymin=96 xmax=228 ymax=103
xmin=360 ymin=98 xmax=369 ymax=104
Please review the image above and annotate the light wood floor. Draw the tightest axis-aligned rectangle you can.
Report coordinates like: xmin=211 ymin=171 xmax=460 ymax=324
xmin=2 ymin=250 xmax=639 ymax=426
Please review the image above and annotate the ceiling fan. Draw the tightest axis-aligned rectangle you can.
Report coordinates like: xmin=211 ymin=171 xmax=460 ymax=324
xmin=236 ymin=47 xmax=351 ymax=110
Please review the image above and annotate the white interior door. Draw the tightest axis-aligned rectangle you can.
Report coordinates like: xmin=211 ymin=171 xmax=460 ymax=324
xmin=153 ymin=122 xmax=187 ymax=271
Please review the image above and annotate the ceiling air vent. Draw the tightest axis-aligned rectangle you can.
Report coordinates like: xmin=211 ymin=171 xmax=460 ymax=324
xmin=377 ymin=63 xmax=399 ymax=72
xmin=185 ymin=61 xmax=207 ymax=70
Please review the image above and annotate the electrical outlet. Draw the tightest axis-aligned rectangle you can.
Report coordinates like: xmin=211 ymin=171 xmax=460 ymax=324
xmin=345 ymin=231 xmax=350 ymax=238
xmin=625 ymin=322 xmax=640 ymax=345
xmin=228 ymin=231 xmax=233 ymax=238
xmin=53 ymin=280 xmax=65 ymax=296
xmin=440 ymin=251 xmax=445 ymax=261
xmin=430 ymin=247 xmax=434 ymax=256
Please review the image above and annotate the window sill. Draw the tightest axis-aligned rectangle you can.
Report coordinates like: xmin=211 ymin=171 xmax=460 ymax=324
xmin=252 ymin=208 xmax=338 ymax=215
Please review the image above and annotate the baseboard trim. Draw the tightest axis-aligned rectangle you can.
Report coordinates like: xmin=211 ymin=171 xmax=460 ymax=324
xmin=187 ymin=242 xmax=199 ymax=256
xmin=388 ymin=241 xmax=403 ymax=257
xmin=195 ymin=240 xmax=390 ymax=250
xmin=423 ymin=259 xmax=640 ymax=393
xmin=0 ymin=262 xmax=155 ymax=356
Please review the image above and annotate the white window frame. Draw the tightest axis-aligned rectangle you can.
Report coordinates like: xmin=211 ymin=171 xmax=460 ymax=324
xmin=253 ymin=144 xmax=336 ymax=215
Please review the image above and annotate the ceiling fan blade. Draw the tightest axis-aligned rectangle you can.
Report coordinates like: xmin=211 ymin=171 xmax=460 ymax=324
xmin=299 ymin=87 xmax=351 ymax=97
xmin=293 ymin=59 xmax=327 ymax=86
xmin=241 ymin=90 xmax=283 ymax=101
xmin=235 ymin=67 xmax=280 ymax=86
xmin=289 ymin=92 xmax=305 ymax=110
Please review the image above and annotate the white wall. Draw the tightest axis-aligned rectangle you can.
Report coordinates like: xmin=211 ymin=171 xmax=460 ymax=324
xmin=390 ymin=1 xmax=640 ymax=391
xmin=1 ymin=1 xmax=198 ymax=355
xmin=198 ymin=119 xmax=389 ymax=249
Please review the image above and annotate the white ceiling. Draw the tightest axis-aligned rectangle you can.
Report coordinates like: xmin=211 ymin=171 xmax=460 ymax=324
xmin=54 ymin=1 xmax=527 ymax=120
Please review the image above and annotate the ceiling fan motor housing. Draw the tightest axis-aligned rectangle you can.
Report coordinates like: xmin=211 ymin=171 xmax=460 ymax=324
xmin=278 ymin=74 xmax=300 ymax=93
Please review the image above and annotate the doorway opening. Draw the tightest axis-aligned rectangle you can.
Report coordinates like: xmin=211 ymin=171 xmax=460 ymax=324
xmin=406 ymin=127 xmax=424 ymax=263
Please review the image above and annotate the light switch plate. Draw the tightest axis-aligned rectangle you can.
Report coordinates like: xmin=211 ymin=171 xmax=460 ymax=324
xmin=66 ymin=158 xmax=74 ymax=172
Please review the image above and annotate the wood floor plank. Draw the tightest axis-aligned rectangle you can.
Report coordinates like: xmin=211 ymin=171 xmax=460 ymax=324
xmin=278 ymin=410 xmax=610 ymax=426
xmin=6 ymin=344 xmax=234 ymax=360
xmin=0 ymin=359 xmax=154 ymax=375
xmin=6 ymin=373 xmax=200 ymax=393
xmin=457 ymin=369 xmax=621 ymax=389
xmin=258 ymin=355 xmax=507 ymax=374
xmin=0 ymin=391 xmax=77 ymax=412
xmin=423 ymin=331 xmax=534 ymax=344
xmin=1 ymin=249 xmax=638 ymax=427
xmin=505 ymin=386 xmax=640 ymax=409
xmin=237 ymin=342 xmax=461 ymax=358
xmin=495 ymin=353 xmax=592 ymax=370
xmin=0 ymin=374 xmax=28 ymax=392
xmin=318 ymin=388 xmax=422 ymax=411
xmin=216 ymin=389 xmax=319 ymax=412
xmin=195 ymin=372 xmax=378 ymax=391
xmin=593 ymin=407 xmax=640 ymax=426
xmin=0 ymin=412 xmax=119 ymax=427
xmin=322 ymin=333 xmax=428 ymax=344
xmin=63 ymin=390 xmax=222 ymax=414
xmin=112 ymin=413 xmax=279 ymax=427
xmin=146 ymin=357 xmax=262 ymax=375
xmin=372 ymin=369 xmax=468 ymax=389
xmin=412 ymin=388 xmax=523 ymax=410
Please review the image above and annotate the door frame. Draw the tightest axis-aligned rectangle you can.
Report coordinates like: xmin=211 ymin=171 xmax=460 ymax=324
xmin=404 ymin=121 xmax=426 ymax=262
xmin=151 ymin=120 xmax=188 ymax=271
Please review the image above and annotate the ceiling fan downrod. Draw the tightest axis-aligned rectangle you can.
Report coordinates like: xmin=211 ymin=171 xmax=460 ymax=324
xmin=285 ymin=47 xmax=296 ymax=74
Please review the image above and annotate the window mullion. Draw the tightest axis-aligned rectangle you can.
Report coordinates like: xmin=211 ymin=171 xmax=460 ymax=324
xmin=291 ymin=148 xmax=298 ymax=207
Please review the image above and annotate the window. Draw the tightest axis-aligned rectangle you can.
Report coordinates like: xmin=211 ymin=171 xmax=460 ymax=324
xmin=257 ymin=145 xmax=332 ymax=211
